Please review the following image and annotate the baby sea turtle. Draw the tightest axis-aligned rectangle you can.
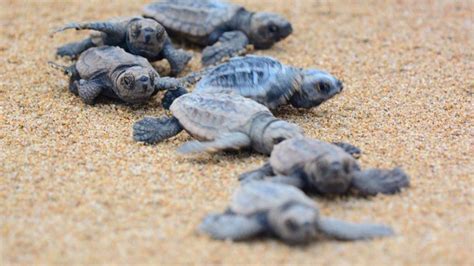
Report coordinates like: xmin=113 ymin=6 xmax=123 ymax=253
xmin=53 ymin=16 xmax=191 ymax=76
xmin=190 ymin=55 xmax=343 ymax=109
xmin=240 ymin=137 xmax=410 ymax=196
xmin=133 ymin=93 xmax=303 ymax=154
xmin=49 ymin=46 xmax=185 ymax=104
xmin=199 ymin=181 xmax=394 ymax=244
xmin=143 ymin=0 xmax=292 ymax=66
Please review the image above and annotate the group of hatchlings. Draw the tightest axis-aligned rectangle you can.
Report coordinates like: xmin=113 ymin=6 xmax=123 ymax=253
xmin=50 ymin=0 xmax=410 ymax=245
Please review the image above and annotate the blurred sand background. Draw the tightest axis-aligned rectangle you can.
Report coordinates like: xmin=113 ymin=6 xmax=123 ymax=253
xmin=1 ymin=0 xmax=473 ymax=264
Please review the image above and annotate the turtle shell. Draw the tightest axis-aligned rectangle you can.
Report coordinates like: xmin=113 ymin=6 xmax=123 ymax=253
xmin=270 ymin=138 xmax=356 ymax=175
xmin=194 ymin=56 xmax=302 ymax=109
xmin=76 ymin=46 xmax=153 ymax=79
xmin=230 ymin=181 xmax=316 ymax=216
xmin=143 ymin=0 xmax=243 ymax=44
xmin=169 ymin=93 xmax=271 ymax=140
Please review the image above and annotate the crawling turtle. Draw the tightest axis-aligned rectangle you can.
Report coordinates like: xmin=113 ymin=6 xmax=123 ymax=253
xmin=143 ymin=0 xmax=292 ymax=66
xmin=189 ymin=55 xmax=343 ymax=109
xmin=53 ymin=16 xmax=191 ymax=76
xmin=240 ymin=137 xmax=410 ymax=196
xmin=199 ymin=181 xmax=394 ymax=244
xmin=49 ymin=46 xmax=186 ymax=104
xmin=133 ymin=93 xmax=303 ymax=154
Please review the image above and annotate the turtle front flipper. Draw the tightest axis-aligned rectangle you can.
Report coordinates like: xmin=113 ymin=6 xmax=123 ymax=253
xmin=52 ymin=21 xmax=121 ymax=36
xmin=201 ymin=31 xmax=249 ymax=67
xmin=56 ymin=38 xmax=95 ymax=58
xmin=318 ymin=217 xmax=394 ymax=241
xmin=351 ymin=168 xmax=410 ymax=196
xmin=133 ymin=116 xmax=183 ymax=144
xmin=332 ymin=142 xmax=362 ymax=159
xmin=162 ymin=42 xmax=192 ymax=76
xmin=199 ymin=213 xmax=264 ymax=241
xmin=239 ymin=163 xmax=274 ymax=183
xmin=76 ymin=79 xmax=104 ymax=105
xmin=177 ymin=132 xmax=251 ymax=154
xmin=161 ymin=86 xmax=189 ymax=110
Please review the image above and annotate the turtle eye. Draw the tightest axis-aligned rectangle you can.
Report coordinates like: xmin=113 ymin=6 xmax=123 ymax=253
xmin=122 ymin=75 xmax=135 ymax=90
xmin=285 ymin=219 xmax=299 ymax=232
xmin=268 ymin=25 xmax=278 ymax=33
xmin=319 ymin=83 xmax=331 ymax=93
xmin=273 ymin=137 xmax=286 ymax=145
xmin=131 ymin=25 xmax=142 ymax=39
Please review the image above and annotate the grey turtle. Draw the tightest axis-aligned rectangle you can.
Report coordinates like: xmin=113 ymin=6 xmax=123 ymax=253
xmin=49 ymin=46 xmax=187 ymax=104
xmin=143 ymin=0 xmax=292 ymax=66
xmin=188 ymin=55 xmax=343 ymax=109
xmin=133 ymin=93 xmax=303 ymax=154
xmin=53 ymin=16 xmax=192 ymax=76
xmin=199 ymin=181 xmax=394 ymax=244
xmin=240 ymin=137 xmax=410 ymax=196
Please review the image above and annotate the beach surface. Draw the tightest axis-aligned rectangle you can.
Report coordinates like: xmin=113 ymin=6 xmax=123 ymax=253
xmin=1 ymin=0 xmax=473 ymax=264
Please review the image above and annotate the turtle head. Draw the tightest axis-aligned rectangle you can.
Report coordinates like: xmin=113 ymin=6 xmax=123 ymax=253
xmin=260 ymin=120 xmax=303 ymax=154
xmin=127 ymin=18 xmax=167 ymax=58
xmin=115 ymin=66 xmax=158 ymax=103
xmin=268 ymin=202 xmax=318 ymax=244
xmin=290 ymin=69 xmax=343 ymax=109
xmin=249 ymin=12 xmax=292 ymax=49
xmin=304 ymin=150 xmax=360 ymax=194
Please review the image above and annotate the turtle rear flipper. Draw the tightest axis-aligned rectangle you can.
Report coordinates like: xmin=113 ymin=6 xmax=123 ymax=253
xmin=351 ymin=168 xmax=410 ymax=196
xmin=318 ymin=217 xmax=394 ymax=240
xmin=177 ymin=132 xmax=251 ymax=154
xmin=133 ymin=116 xmax=183 ymax=144
xmin=201 ymin=31 xmax=249 ymax=66
xmin=199 ymin=213 xmax=264 ymax=241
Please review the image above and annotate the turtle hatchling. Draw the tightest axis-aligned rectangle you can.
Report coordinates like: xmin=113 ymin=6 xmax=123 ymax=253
xmin=133 ymin=93 xmax=303 ymax=154
xmin=143 ymin=0 xmax=293 ymax=66
xmin=199 ymin=181 xmax=394 ymax=244
xmin=53 ymin=16 xmax=191 ymax=76
xmin=240 ymin=137 xmax=410 ymax=196
xmin=189 ymin=55 xmax=343 ymax=109
xmin=49 ymin=46 xmax=186 ymax=104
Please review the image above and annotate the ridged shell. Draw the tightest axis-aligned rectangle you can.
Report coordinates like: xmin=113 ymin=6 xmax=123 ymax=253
xmin=170 ymin=93 xmax=271 ymax=140
xmin=76 ymin=46 xmax=152 ymax=79
xmin=195 ymin=56 xmax=301 ymax=108
xmin=270 ymin=138 xmax=353 ymax=175
xmin=230 ymin=181 xmax=316 ymax=216
xmin=143 ymin=0 xmax=242 ymax=40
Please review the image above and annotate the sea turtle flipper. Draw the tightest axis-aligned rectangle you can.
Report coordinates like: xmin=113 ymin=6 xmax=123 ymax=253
xmin=162 ymin=41 xmax=192 ymax=76
xmin=201 ymin=31 xmax=249 ymax=66
xmin=318 ymin=217 xmax=394 ymax=240
xmin=332 ymin=142 xmax=362 ymax=158
xmin=76 ymin=79 xmax=104 ymax=104
xmin=199 ymin=213 xmax=264 ymax=241
xmin=238 ymin=163 xmax=274 ymax=183
xmin=351 ymin=168 xmax=410 ymax=196
xmin=177 ymin=132 xmax=251 ymax=154
xmin=133 ymin=116 xmax=183 ymax=144
xmin=56 ymin=38 xmax=95 ymax=58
